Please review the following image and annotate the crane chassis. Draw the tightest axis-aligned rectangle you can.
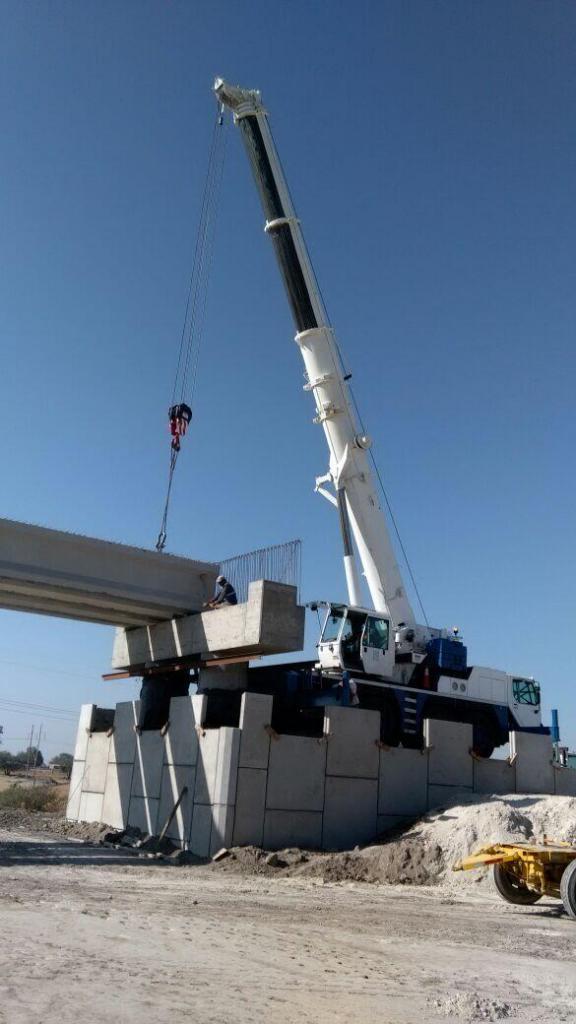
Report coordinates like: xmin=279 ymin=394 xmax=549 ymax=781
xmin=212 ymin=79 xmax=547 ymax=758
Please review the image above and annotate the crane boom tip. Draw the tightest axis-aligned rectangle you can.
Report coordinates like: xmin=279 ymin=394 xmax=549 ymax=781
xmin=213 ymin=77 xmax=262 ymax=114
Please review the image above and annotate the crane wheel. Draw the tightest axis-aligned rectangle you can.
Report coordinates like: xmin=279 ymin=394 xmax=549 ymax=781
xmin=493 ymin=864 xmax=542 ymax=905
xmin=560 ymin=859 xmax=576 ymax=920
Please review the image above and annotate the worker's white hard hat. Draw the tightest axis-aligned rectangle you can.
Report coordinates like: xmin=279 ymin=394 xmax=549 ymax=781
xmin=216 ymin=575 xmax=225 ymax=583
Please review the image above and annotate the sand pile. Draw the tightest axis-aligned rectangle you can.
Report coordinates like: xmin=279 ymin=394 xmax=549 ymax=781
xmin=337 ymin=793 xmax=576 ymax=887
xmin=218 ymin=793 xmax=576 ymax=887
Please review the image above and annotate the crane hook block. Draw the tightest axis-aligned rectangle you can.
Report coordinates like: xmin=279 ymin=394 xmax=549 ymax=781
xmin=168 ymin=403 xmax=192 ymax=452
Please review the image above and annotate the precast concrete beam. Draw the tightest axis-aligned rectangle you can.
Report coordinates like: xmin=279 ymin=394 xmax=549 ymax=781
xmin=0 ymin=518 xmax=218 ymax=625
xmin=112 ymin=580 xmax=305 ymax=670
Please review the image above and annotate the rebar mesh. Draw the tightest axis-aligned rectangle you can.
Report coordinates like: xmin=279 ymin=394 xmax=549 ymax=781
xmin=218 ymin=539 xmax=302 ymax=603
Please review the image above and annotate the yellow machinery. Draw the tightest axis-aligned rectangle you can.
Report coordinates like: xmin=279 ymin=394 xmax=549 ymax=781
xmin=454 ymin=840 xmax=576 ymax=919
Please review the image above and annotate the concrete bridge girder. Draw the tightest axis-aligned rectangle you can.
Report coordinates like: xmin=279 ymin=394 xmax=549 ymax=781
xmin=0 ymin=518 xmax=218 ymax=626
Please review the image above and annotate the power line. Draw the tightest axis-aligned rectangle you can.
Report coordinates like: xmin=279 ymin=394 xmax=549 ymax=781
xmin=0 ymin=697 xmax=78 ymax=722
xmin=0 ymin=657 xmax=100 ymax=682
xmin=0 ymin=697 xmax=77 ymax=714
xmin=0 ymin=708 xmax=76 ymax=723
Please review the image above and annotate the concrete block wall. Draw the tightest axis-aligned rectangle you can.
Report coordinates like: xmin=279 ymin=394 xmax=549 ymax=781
xmin=67 ymin=696 xmax=574 ymax=852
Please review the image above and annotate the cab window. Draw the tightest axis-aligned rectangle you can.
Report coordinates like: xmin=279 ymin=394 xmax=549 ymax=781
xmin=340 ymin=617 xmax=354 ymax=640
xmin=366 ymin=617 xmax=389 ymax=651
xmin=321 ymin=609 xmax=344 ymax=643
xmin=512 ymin=678 xmax=540 ymax=706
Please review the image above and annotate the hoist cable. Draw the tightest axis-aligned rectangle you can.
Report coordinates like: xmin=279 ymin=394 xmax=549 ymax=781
xmin=156 ymin=104 xmax=226 ymax=552
xmin=179 ymin=116 xmax=227 ymax=403
xmin=348 ymin=383 xmax=430 ymax=627
xmin=171 ymin=109 xmax=225 ymax=405
xmin=188 ymin=125 xmax=227 ymax=400
xmin=155 ymin=448 xmax=179 ymax=553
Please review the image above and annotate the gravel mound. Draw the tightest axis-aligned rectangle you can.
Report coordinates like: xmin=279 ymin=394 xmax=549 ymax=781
xmin=0 ymin=808 xmax=112 ymax=843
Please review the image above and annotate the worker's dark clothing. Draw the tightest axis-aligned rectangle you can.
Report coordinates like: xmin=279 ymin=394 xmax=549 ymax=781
xmin=138 ymin=669 xmax=191 ymax=730
xmin=212 ymin=581 xmax=238 ymax=606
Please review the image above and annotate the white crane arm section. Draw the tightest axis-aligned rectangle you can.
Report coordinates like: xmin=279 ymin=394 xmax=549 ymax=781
xmin=214 ymin=78 xmax=415 ymax=627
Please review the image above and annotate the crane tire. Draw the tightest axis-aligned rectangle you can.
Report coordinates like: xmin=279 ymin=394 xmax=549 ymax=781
xmin=560 ymin=859 xmax=576 ymax=920
xmin=493 ymin=864 xmax=542 ymax=905
xmin=472 ymin=714 xmax=497 ymax=759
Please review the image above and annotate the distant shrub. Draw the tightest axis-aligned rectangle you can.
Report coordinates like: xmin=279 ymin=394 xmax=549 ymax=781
xmin=0 ymin=785 xmax=65 ymax=813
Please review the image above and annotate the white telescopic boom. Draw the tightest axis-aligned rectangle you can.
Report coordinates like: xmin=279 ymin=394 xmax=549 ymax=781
xmin=215 ymin=78 xmax=415 ymax=626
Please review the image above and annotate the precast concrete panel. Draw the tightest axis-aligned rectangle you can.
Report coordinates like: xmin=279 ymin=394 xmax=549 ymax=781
xmin=263 ymin=810 xmax=323 ymax=850
xmin=428 ymin=784 xmax=473 ymax=810
xmin=554 ymin=768 xmax=576 ymax=797
xmin=425 ymin=719 xmax=473 ymax=787
xmin=79 ymin=791 xmax=104 ymax=823
xmin=128 ymin=796 xmax=160 ymax=835
xmin=132 ymin=732 xmax=164 ymax=800
xmin=209 ymin=805 xmax=236 ymax=855
xmin=73 ymin=704 xmax=96 ymax=762
xmin=109 ymin=702 xmax=139 ymax=764
xmin=377 ymin=814 xmax=414 ymax=834
xmin=193 ymin=727 xmax=240 ymax=806
xmin=213 ymin=728 xmax=241 ymax=805
xmin=239 ymin=692 xmax=273 ymax=769
xmin=66 ymin=759 xmax=86 ymax=820
xmin=322 ymin=777 xmax=378 ymax=850
xmin=82 ymin=733 xmax=111 ymax=794
xmin=163 ymin=696 xmax=205 ymax=766
xmin=378 ymin=747 xmax=429 ymax=816
xmin=266 ymin=734 xmax=327 ymax=812
xmin=189 ymin=803 xmax=213 ymax=857
xmin=232 ymin=768 xmax=267 ymax=847
xmin=158 ymin=764 xmax=196 ymax=843
xmin=324 ymin=706 xmax=379 ymax=779
xmin=511 ymin=732 xmax=554 ymax=794
xmin=473 ymin=756 xmax=516 ymax=795
xmin=102 ymin=763 xmax=133 ymax=830
xmin=193 ymin=730 xmax=220 ymax=805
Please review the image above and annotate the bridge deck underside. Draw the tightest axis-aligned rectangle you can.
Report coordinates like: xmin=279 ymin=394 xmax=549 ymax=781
xmin=0 ymin=518 xmax=218 ymax=626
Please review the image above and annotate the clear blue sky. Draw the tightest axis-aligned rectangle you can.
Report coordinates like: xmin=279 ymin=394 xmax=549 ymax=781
xmin=1 ymin=0 xmax=575 ymax=759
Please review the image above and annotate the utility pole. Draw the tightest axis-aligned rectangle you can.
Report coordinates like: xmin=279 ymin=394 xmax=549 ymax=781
xmin=32 ymin=724 xmax=43 ymax=785
xmin=26 ymin=725 xmax=34 ymax=773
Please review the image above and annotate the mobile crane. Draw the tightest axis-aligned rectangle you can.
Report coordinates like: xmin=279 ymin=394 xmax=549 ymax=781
xmin=214 ymin=78 xmax=547 ymax=757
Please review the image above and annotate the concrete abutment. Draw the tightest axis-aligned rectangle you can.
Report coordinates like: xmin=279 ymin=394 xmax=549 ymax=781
xmin=67 ymin=696 xmax=565 ymax=853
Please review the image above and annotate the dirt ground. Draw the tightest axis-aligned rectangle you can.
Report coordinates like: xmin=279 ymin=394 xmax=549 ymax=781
xmin=1 ymin=816 xmax=576 ymax=1024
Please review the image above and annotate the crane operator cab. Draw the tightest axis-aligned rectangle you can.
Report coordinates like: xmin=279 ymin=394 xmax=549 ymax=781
xmin=318 ymin=604 xmax=395 ymax=679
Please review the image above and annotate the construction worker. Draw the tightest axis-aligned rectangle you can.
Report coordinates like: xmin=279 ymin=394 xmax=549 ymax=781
xmin=205 ymin=575 xmax=238 ymax=609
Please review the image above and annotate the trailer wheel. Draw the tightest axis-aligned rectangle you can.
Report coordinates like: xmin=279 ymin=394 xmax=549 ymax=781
xmin=560 ymin=859 xmax=576 ymax=919
xmin=493 ymin=864 xmax=542 ymax=905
